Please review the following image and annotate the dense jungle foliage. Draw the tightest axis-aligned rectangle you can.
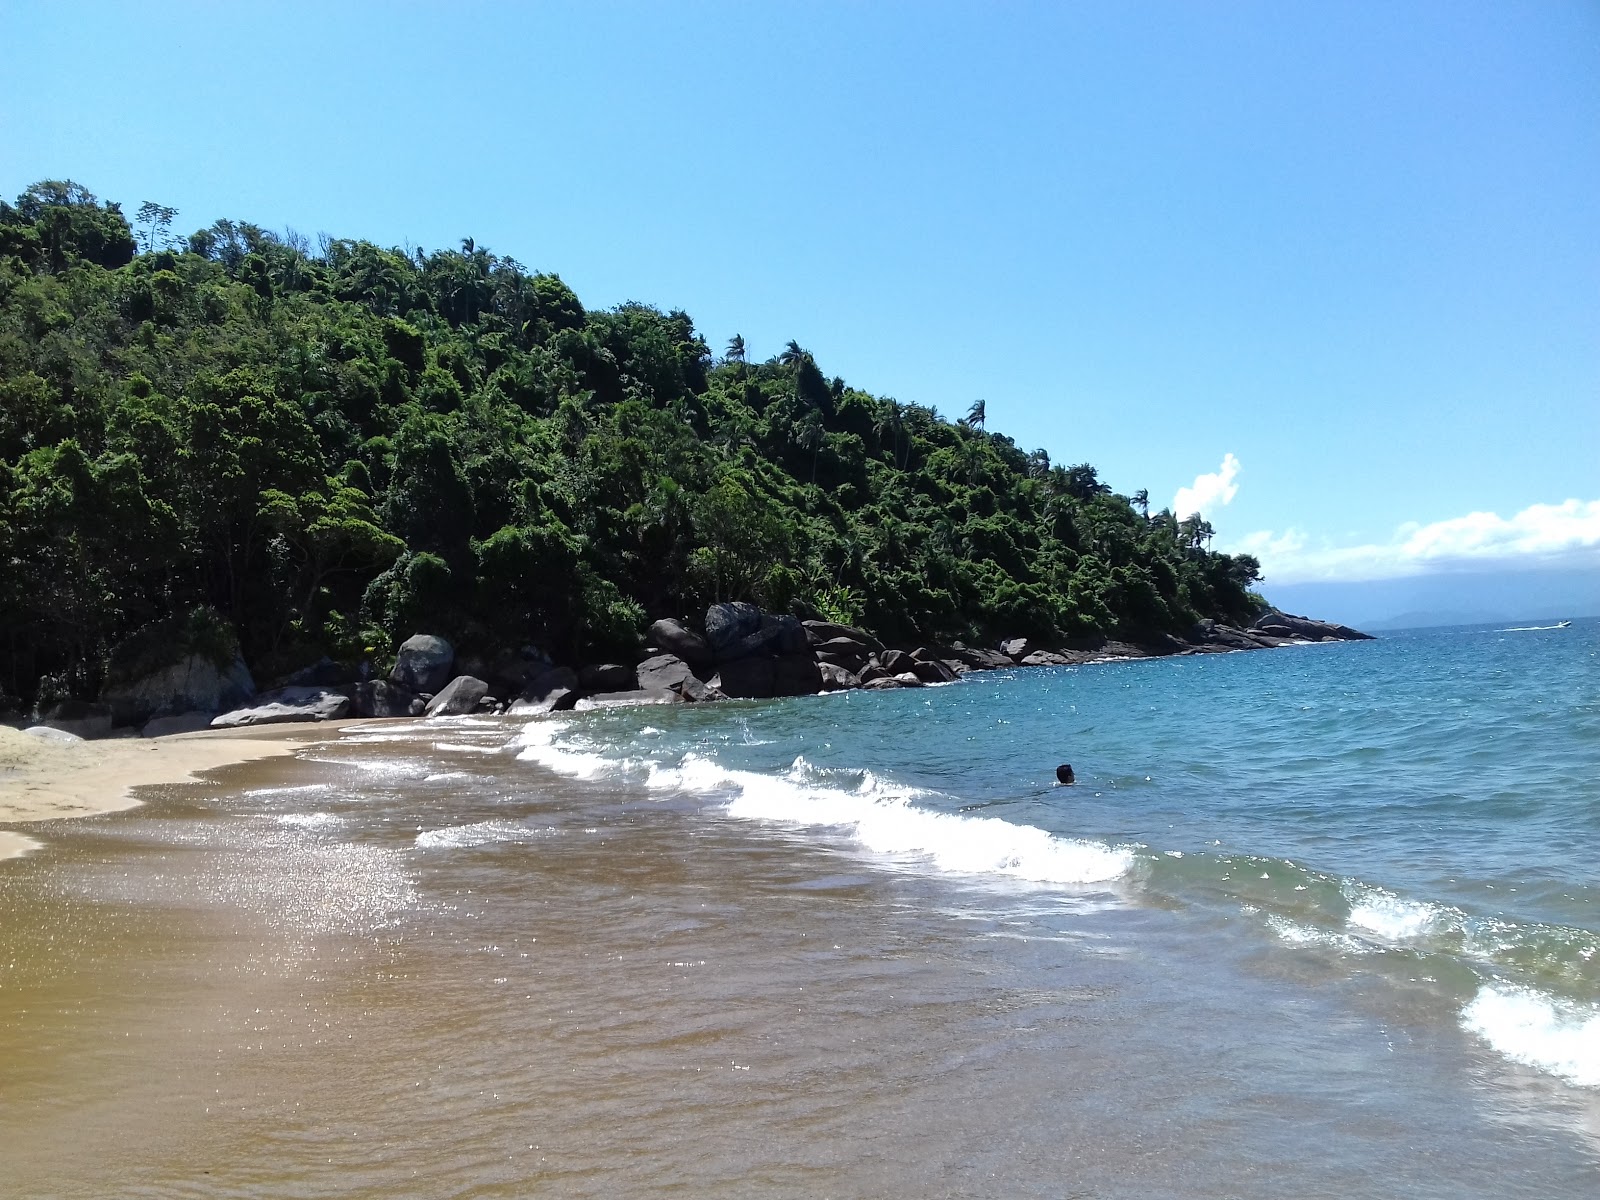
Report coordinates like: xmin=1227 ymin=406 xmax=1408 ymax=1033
xmin=0 ymin=181 xmax=1263 ymax=709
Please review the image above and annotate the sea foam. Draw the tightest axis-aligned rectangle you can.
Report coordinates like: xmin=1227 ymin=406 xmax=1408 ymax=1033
xmin=1461 ymin=984 xmax=1600 ymax=1089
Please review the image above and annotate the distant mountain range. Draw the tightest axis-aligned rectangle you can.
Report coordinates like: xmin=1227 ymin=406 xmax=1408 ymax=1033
xmin=1262 ymin=564 xmax=1600 ymax=631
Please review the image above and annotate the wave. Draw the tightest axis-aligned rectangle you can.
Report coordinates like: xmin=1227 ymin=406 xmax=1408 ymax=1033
xmin=1498 ymin=623 xmax=1570 ymax=632
xmin=1461 ymin=984 xmax=1600 ymax=1088
xmin=415 ymin=819 xmax=560 ymax=850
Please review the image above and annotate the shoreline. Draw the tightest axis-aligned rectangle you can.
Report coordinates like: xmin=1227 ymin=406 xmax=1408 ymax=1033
xmin=0 ymin=721 xmax=360 ymax=861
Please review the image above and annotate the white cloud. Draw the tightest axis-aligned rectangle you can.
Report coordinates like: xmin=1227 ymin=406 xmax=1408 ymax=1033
xmin=1172 ymin=453 xmax=1240 ymax=522
xmin=1228 ymin=498 xmax=1600 ymax=584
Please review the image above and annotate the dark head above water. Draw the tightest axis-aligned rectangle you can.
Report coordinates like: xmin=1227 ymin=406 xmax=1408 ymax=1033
xmin=1056 ymin=764 xmax=1075 ymax=785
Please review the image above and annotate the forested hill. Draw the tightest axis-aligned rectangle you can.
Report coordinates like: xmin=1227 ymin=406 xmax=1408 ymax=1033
xmin=0 ymin=180 xmax=1264 ymax=709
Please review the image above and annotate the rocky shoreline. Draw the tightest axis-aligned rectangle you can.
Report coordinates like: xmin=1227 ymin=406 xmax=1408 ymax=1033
xmin=12 ymin=607 xmax=1372 ymax=739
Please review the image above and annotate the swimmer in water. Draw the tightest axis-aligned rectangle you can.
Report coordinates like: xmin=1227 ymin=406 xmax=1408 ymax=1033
xmin=1055 ymin=764 xmax=1075 ymax=785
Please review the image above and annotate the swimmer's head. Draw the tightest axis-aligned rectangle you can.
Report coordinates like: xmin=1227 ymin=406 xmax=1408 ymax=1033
xmin=1055 ymin=764 xmax=1075 ymax=785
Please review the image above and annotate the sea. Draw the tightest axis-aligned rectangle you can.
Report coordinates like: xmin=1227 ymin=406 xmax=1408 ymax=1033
xmin=1 ymin=619 xmax=1597 ymax=1197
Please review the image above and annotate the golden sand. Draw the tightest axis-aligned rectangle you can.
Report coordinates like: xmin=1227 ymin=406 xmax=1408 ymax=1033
xmin=0 ymin=721 xmax=356 ymax=859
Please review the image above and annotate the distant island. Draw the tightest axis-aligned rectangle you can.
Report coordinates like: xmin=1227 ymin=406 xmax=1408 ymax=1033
xmin=0 ymin=180 xmax=1358 ymax=727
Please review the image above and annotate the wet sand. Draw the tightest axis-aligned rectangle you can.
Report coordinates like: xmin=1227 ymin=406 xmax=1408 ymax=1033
xmin=0 ymin=721 xmax=362 ymax=858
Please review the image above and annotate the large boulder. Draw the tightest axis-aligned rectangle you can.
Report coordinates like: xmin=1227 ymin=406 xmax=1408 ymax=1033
xmin=390 ymin=635 xmax=455 ymax=694
xmin=211 ymin=687 xmax=350 ymax=728
xmin=769 ymin=614 xmax=810 ymax=656
xmin=817 ymin=662 xmax=861 ymax=691
xmin=951 ymin=646 xmax=1014 ymax=671
xmin=1019 ymin=650 xmax=1072 ymax=667
xmin=1000 ymin=637 xmax=1047 ymax=662
xmin=352 ymin=680 xmax=419 ymax=718
xmin=508 ymin=666 xmax=579 ymax=715
xmin=704 ymin=602 xmax=764 ymax=654
xmin=772 ymin=653 xmax=824 ymax=697
xmin=425 ymin=676 xmax=490 ymax=717
xmin=100 ymin=608 xmax=255 ymax=727
xmin=574 ymin=688 xmax=682 ymax=711
xmin=879 ymin=649 xmax=914 ymax=675
xmin=32 ymin=700 xmax=114 ymax=739
xmin=679 ymin=675 xmax=728 ymax=703
xmin=716 ymin=656 xmax=774 ymax=699
xmin=635 ymin=653 xmax=695 ymax=693
xmin=911 ymin=659 xmax=958 ymax=684
xmin=814 ymin=637 xmax=873 ymax=668
xmin=579 ymin=663 xmax=637 ymax=694
xmin=802 ymin=621 xmax=884 ymax=652
xmin=647 ymin=619 xmax=715 ymax=667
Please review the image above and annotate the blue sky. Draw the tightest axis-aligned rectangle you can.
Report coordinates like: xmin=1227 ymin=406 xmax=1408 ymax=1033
xmin=3 ymin=1 xmax=1596 ymax=610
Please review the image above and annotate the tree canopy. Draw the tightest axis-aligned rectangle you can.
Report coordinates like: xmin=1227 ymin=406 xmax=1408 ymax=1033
xmin=0 ymin=181 xmax=1263 ymax=708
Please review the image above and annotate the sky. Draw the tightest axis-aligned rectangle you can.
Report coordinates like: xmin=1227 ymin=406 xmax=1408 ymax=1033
xmin=3 ymin=1 xmax=1597 ymax=617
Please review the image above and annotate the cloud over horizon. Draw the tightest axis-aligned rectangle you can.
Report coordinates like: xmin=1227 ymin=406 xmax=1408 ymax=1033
xmin=1228 ymin=498 xmax=1600 ymax=584
xmin=1172 ymin=453 xmax=1240 ymax=522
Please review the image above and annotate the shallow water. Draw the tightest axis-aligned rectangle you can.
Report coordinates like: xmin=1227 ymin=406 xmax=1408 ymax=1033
xmin=2 ymin=621 xmax=1597 ymax=1196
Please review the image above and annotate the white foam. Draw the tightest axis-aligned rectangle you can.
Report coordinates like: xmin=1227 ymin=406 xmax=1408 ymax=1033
xmin=1265 ymin=915 xmax=1373 ymax=955
xmin=416 ymin=820 xmax=558 ymax=850
xmin=423 ymin=771 xmax=470 ymax=783
xmin=275 ymin=812 xmax=340 ymax=828
xmin=1462 ymin=984 xmax=1600 ymax=1088
xmin=647 ymin=753 xmax=1132 ymax=886
xmin=512 ymin=719 xmax=635 ymax=781
xmin=1346 ymin=890 xmax=1447 ymax=941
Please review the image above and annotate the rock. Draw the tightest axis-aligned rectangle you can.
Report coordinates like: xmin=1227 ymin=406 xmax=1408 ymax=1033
xmin=1019 ymin=650 xmax=1071 ymax=667
xmin=578 ymin=663 xmax=637 ymax=694
xmin=880 ymin=649 xmax=914 ymax=675
xmin=473 ymin=696 xmax=502 ymax=714
xmin=33 ymin=701 xmax=113 ymax=739
xmin=390 ymin=635 xmax=455 ymax=694
xmin=716 ymin=656 xmax=775 ymax=699
xmin=635 ymin=653 xmax=695 ymax=693
xmin=952 ymin=646 xmax=1014 ymax=671
xmin=99 ymin=608 xmax=256 ymax=727
xmin=573 ymin=688 xmax=682 ymax=710
xmin=1251 ymin=611 xmax=1372 ymax=641
xmin=352 ymin=679 xmax=419 ymax=718
xmin=815 ymin=637 xmax=874 ymax=666
xmin=508 ymin=666 xmax=580 ymax=715
xmin=772 ymin=653 xmax=824 ymax=697
xmin=648 ymin=618 xmax=715 ymax=667
xmin=22 ymin=725 xmax=83 ymax=744
xmin=891 ymin=672 xmax=925 ymax=688
xmin=1000 ymin=637 xmax=1042 ymax=662
xmin=678 ymin=676 xmax=728 ymax=703
xmin=211 ymin=687 xmax=350 ymax=728
xmin=704 ymin=602 xmax=764 ymax=654
xmin=859 ymin=662 xmax=890 ymax=684
xmin=769 ymin=614 xmax=810 ymax=656
xmin=862 ymin=677 xmax=902 ymax=690
xmin=802 ymin=621 xmax=884 ymax=652
xmin=425 ymin=676 xmax=490 ymax=717
xmin=911 ymin=660 xmax=957 ymax=684
xmin=717 ymin=623 xmax=782 ymax=662
xmin=140 ymin=712 xmax=217 ymax=737
xmin=817 ymin=662 xmax=861 ymax=691
xmin=101 ymin=652 xmax=256 ymax=729
xmin=274 ymin=657 xmax=354 ymax=690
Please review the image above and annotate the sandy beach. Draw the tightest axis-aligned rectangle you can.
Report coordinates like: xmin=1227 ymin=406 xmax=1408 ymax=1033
xmin=0 ymin=722 xmax=353 ymax=860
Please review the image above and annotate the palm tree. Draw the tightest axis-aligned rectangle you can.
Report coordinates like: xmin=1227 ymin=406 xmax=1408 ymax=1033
xmin=795 ymin=410 xmax=825 ymax=484
xmin=965 ymin=398 xmax=987 ymax=430
xmin=725 ymin=333 xmax=745 ymax=364
xmin=1132 ymin=489 xmax=1150 ymax=519
xmin=779 ymin=339 xmax=808 ymax=369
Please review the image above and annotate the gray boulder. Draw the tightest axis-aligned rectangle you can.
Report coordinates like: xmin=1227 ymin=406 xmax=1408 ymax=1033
xmin=679 ymin=675 xmax=728 ymax=703
xmin=772 ymin=653 xmax=824 ymax=697
xmin=102 ymin=653 xmax=255 ymax=728
xmin=863 ymin=677 xmax=903 ymax=690
xmin=211 ymin=687 xmax=350 ymax=728
xmin=704 ymin=602 xmax=764 ymax=654
xmin=635 ymin=653 xmax=695 ymax=693
xmin=1251 ymin=611 xmax=1372 ymax=641
xmin=648 ymin=619 xmax=714 ymax=667
xmin=508 ymin=666 xmax=579 ymax=715
xmin=352 ymin=680 xmax=419 ymax=719
xmin=23 ymin=725 xmax=84 ymax=744
xmin=425 ymin=676 xmax=490 ymax=717
xmin=579 ymin=663 xmax=637 ymax=694
xmin=815 ymin=637 xmax=873 ymax=667
xmin=817 ymin=662 xmax=861 ymax=691
xmin=879 ymin=649 xmax=914 ymax=675
xmin=574 ymin=688 xmax=682 ymax=711
xmin=802 ymin=621 xmax=883 ymax=652
xmin=390 ymin=635 xmax=455 ymax=694
xmin=769 ymin=614 xmax=810 ymax=656
xmin=1019 ymin=650 xmax=1072 ymax=667
xmin=951 ymin=646 xmax=1014 ymax=671
xmin=140 ymin=712 xmax=217 ymax=737
xmin=891 ymin=671 xmax=925 ymax=688
xmin=1000 ymin=637 xmax=1046 ymax=662
xmin=911 ymin=660 xmax=958 ymax=684
xmin=716 ymin=656 xmax=775 ymax=699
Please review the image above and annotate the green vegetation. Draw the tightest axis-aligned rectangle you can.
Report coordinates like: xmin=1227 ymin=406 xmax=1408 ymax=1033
xmin=0 ymin=180 xmax=1262 ymax=708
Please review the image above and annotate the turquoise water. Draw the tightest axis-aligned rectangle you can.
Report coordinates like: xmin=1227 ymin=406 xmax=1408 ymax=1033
xmin=519 ymin=619 xmax=1600 ymax=1090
